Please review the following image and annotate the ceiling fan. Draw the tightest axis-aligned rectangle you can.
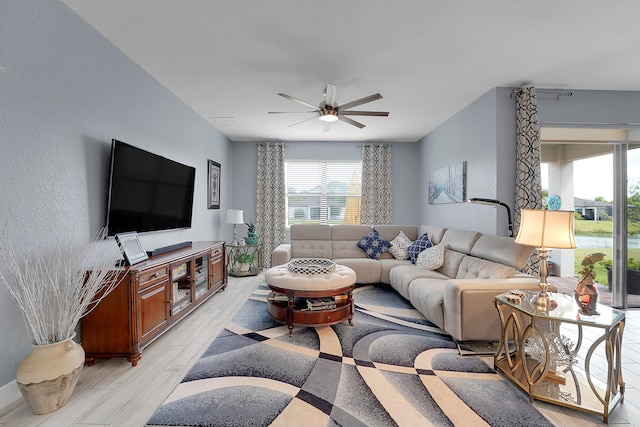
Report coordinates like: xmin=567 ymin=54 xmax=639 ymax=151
xmin=269 ymin=83 xmax=389 ymax=130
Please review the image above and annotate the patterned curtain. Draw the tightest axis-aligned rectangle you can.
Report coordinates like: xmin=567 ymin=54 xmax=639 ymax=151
xmin=256 ymin=143 xmax=286 ymax=268
xmin=361 ymin=143 xmax=392 ymax=225
xmin=514 ymin=86 xmax=543 ymax=275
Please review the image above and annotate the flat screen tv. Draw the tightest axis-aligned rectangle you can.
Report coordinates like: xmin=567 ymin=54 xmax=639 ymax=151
xmin=106 ymin=139 xmax=196 ymax=236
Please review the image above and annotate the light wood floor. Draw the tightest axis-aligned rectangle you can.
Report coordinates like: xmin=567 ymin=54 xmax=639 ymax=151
xmin=0 ymin=274 xmax=639 ymax=426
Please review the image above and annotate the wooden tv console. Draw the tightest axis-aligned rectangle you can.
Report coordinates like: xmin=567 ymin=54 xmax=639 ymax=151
xmin=81 ymin=241 xmax=226 ymax=366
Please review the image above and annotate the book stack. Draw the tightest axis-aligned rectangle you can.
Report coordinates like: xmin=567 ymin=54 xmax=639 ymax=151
xmin=306 ymin=297 xmax=336 ymax=311
xmin=267 ymin=292 xmax=289 ymax=303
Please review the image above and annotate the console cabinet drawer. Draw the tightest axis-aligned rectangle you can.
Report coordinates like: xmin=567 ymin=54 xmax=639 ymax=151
xmin=138 ymin=266 xmax=169 ymax=290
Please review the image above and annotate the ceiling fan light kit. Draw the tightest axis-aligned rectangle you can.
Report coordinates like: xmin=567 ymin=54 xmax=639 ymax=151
xmin=269 ymin=83 xmax=389 ymax=130
xmin=319 ymin=110 xmax=339 ymax=122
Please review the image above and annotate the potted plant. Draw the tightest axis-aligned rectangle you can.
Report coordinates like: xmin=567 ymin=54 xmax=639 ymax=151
xmin=235 ymin=252 xmax=254 ymax=272
xmin=0 ymin=228 xmax=122 ymax=414
xmin=601 ymin=258 xmax=640 ymax=294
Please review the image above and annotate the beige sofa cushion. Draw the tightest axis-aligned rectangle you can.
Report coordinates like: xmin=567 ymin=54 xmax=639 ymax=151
xmin=408 ymin=279 xmax=446 ymax=329
xmin=419 ymin=225 xmax=446 ymax=245
xmin=436 ymin=249 xmax=466 ymax=279
xmin=333 ymin=258 xmax=381 ymax=284
xmin=440 ymin=229 xmax=482 ymax=253
xmin=470 ymin=234 xmax=534 ymax=269
xmin=379 ymin=258 xmax=413 ymax=284
xmin=291 ymin=241 xmax=333 ymax=259
xmin=389 ymin=264 xmax=449 ymax=299
xmin=290 ymin=224 xmax=333 ymax=259
xmin=331 ymin=225 xmax=370 ymax=259
xmin=455 ymin=256 xmax=516 ymax=279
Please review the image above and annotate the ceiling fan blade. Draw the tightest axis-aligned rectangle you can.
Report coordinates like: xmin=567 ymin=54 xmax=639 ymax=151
xmin=324 ymin=84 xmax=337 ymax=107
xmin=278 ymin=93 xmax=321 ymax=110
xmin=288 ymin=114 xmax=319 ymax=127
xmin=337 ymin=93 xmax=382 ymax=111
xmin=268 ymin=111 xmax=319 ymax=114
xmin=341 ymin=111 xmax=389 ymax=117
xmin=338 ymin=115 xmax=366 ymax=129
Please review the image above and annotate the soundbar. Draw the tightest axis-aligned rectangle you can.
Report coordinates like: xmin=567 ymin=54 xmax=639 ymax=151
xmin=146 ymin=241 xmax=193 ymax=257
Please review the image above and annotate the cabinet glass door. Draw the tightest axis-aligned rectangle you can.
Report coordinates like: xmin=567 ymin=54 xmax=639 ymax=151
xmin=194 ymin=254 xmax=209 ymax=299
xmin=171 ymin=261 xmax=192 ymax=315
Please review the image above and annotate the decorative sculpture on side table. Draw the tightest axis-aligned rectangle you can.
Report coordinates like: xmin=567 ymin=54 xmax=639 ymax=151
xmin=574 ymin=252 xmax=605 ymax=315
xmin=244 ymin=218 xmax=259 ymax=245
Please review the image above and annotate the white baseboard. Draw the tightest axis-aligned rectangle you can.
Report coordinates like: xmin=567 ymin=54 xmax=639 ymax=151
xmin=0 ymin=380 xmax=22 ymax=413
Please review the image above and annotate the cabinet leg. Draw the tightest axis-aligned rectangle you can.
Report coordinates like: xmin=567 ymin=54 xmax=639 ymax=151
xmin=127 ymin=353 xmax=141 ymax=367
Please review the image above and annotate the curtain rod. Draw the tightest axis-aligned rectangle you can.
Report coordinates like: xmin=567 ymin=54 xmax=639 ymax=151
xmin=510 ymin=89 xmax=573 ymax=100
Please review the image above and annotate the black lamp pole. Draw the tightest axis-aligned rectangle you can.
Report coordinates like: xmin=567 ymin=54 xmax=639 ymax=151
xmin=469 ymin=198 xmax=513 ymax=237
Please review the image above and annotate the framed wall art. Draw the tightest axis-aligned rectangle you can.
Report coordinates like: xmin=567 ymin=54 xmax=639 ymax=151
xmin=208 ymin=160 xmax=221 ymax=209
xmin=428 ymin=161 xmax=466 ymax=204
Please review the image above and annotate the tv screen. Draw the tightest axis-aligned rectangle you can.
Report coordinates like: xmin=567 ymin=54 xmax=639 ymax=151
xmin=106 ymin=139 xmax=196 ymax=236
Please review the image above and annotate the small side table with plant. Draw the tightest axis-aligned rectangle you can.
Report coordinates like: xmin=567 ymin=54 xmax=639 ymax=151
xmin=226 ymin=243 xmax=262 ymax=277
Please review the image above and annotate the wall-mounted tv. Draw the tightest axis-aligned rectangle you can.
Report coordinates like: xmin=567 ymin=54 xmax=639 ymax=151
xmin=106 ymin=139 xmax=196 ymax=236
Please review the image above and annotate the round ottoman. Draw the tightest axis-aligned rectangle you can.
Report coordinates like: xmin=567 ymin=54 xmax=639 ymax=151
xmin=265 ymin=262 xmax=356 ymax=336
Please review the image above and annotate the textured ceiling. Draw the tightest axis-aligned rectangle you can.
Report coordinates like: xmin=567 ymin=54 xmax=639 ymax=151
xmin=62 ymin=0 xmax=640 ymax=142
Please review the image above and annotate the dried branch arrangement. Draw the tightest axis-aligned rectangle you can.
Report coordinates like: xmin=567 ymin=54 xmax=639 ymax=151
xmin=0 ymin=228 xmax=123 ymax=345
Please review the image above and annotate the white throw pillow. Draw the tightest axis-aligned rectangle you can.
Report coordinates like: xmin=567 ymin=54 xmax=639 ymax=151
xmin=389 ymin=230 xmax=412 ymax=260
xmin=416 ymin=244 xmax=444 ymax=270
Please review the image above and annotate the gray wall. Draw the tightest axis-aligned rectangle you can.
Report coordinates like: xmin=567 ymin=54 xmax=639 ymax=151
xmin=0 ymin=1 xmax=231 ymax=389
xmin=418 ymin=88 xmax=517 ymax=236
xmin=537 ymin=89 xmax=640 ymax=125
xmin=229 ymin=141 xmax=421 ymax=239
xmin=418 ymin=87 xmax=640 ymax=237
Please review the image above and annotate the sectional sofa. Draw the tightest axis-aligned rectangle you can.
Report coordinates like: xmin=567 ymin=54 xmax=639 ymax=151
xmin=271 ymin=224 xmax=540 ymax=342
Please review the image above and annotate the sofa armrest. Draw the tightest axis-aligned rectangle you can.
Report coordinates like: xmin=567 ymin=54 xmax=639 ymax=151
xmin=443 ymin=278 xmax=540 ymax=342
xmin=271 ymin=244 xmax=292 ymax=266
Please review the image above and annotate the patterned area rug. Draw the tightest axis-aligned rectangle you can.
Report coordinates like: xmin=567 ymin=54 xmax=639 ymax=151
xmin=147 ymin=283 xmax=553 ymax=427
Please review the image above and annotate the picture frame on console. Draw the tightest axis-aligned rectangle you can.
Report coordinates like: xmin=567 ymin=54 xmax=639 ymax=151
xmin=115 ymin=232 xmax=148 ymax=265
xmin=208 ymin=159 xmax=221 ymax=209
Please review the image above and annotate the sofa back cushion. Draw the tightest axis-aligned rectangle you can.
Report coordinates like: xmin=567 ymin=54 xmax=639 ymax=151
xmin=440 ymin=229 xmax=482 ymax=254
xmin=437 ymin=249 xmax=466 ymax=278
xmin=456 ymin=255 xmax=516 ymax=279
xmin=290 ymin=224 xmax=333 ymax=259
xmin=331 ymin=225 xmax=370 ymax=259
xmin=470 ymin=234 xmax=534 ymax=269
xmin=419 ymin=225 xmax=446 ymax=245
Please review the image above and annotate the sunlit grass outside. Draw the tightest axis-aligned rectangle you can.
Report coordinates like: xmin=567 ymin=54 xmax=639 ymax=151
xmin=573 ymin=220 xmax=640 ymax=285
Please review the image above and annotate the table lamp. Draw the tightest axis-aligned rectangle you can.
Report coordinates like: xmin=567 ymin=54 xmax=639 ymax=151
xmin=226 ymin=209 xmax=244 ymax=246
xmin=515 ymin=209 xmax=576 ymax=310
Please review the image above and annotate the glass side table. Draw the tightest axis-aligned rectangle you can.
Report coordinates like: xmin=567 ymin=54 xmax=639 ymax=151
xmin=494 ymin=290 xmax=625 ymax=423
xmin=226 ymin=243 xmax=262 ymax=277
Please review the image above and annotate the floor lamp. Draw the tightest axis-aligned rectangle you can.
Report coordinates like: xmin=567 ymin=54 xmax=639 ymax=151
xmin=515 ymin=209 xmax=576 ymax=310
xmin=226 ymin=209 xmax=244 ymax=246
xmin=469 ymin=198 xmax=513 ymax=237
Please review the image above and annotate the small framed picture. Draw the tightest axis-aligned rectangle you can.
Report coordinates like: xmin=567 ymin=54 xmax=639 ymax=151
xmin=208 ymin=159 xmax=221 ymax=209
xmin=115 ymin=232 xmax=149 ymax=265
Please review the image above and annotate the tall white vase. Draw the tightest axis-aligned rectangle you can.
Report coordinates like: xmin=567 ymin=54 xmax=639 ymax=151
xmin=16 ymin=333 xmax=84 ymax=414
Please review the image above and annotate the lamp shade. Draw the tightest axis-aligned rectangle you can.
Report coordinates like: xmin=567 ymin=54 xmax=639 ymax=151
xmin=226 ymin=209 xmax=244 ymax=224
xmin=515 ymin=209 xmax=576 ymax=249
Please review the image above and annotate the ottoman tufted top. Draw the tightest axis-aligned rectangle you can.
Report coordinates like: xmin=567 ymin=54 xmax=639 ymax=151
xmin=265 ymin=264 xmax=356 ymax=291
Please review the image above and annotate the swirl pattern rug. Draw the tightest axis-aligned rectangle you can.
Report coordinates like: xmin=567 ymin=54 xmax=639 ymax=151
xmin=147 ymin=283 xmax=553 ymax=427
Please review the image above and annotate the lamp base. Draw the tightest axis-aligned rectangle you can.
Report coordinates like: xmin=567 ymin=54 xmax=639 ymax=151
xmin=530 ymin=285 xmax=558 ymax=312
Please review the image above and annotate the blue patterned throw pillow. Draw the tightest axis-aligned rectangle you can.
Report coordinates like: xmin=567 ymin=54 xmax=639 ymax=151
xmin=407 ymin=233 xmax=433 ymax=264
xmin=356 ymin=227 xmax=391 ymax=260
